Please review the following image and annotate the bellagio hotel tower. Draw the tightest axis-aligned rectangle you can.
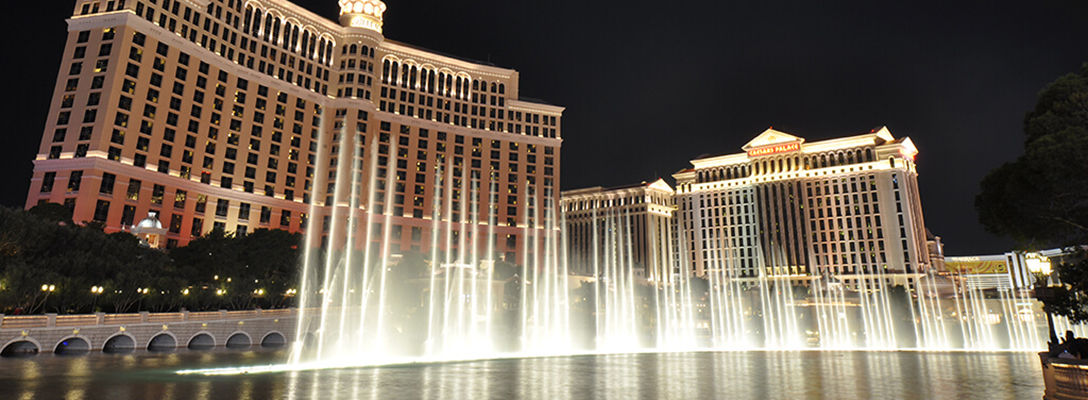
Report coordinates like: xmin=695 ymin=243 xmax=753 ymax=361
xmin=26 ymin=0 xmax=563 ymax=260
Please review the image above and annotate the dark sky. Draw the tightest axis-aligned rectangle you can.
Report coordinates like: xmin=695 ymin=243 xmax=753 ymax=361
xmin=6 ymin=0 xmax=1088 ymax=256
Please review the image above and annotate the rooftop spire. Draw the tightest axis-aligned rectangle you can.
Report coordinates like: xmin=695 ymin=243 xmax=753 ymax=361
xmin=338 ymin=0 xmax=387 ymax=33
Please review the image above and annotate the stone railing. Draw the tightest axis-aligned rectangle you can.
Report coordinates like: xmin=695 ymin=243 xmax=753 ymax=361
xmin=1041 ymin=352 xmax=1088 ymax=400
xmin=0 ymin=309 xmax=298 ymax=330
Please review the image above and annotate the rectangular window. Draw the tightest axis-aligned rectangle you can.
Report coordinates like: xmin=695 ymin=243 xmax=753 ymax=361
xmin=126 ymin=179 xmax=141 ymax=200
xmin=215 ymin=199 xmax=230 ymax=217
xmin=191 ymin=217 xmax=203 ymax=237
xmin=40 ymin=172 xmax=56 ymax=193
xmin=151 ymin=184 xmax=165 ymax=204
xmin=238 ymin=202 xmax=251 ymax=221
xmin=67 ymin=171 xmax=84 ymax=192
xmin=93 ymin=199 xmax=110 ymax=222
xmin=99 ymin=172 xmax=116 ymax=195
xmin=169 ymin=214 xmax=183 ymax=234
xmin=121 ymin=205 xmax=136 ymax=227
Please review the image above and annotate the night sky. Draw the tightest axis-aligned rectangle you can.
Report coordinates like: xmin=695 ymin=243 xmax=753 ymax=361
xmin=6 ymin=0 xmax=1088 ymax=256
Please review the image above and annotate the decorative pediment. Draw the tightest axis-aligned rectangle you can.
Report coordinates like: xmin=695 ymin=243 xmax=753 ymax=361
xmin=742 ymin=128 xmax=805 ymax=151
xmin=646 ymin=178 xmax=674 ymax=193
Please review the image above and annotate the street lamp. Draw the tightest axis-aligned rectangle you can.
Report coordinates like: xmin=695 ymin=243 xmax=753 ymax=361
xmin=91 ymin=286 xmax=104 ymax=312
xmin=1027 ymin=253 xmax=1059 ymax=348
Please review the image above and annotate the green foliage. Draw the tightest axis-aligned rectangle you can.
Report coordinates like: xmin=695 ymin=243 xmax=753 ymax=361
xmin=170 ymin=228 xmax=302 ymax=311
xmin=1048 ymin=253 xmax=1088 ymax=323
xmin=0 ymin=207 xmax=301 ymax=314
xmin=27 ymin=202 xmax=72 ymax=225
xmin=977 ymin=62 xmax=1088 ymax=324
xmin=0 ymin=207 xmax=172 ymax=314
xmin=976 ymin=63 xmax=1088 ymax=246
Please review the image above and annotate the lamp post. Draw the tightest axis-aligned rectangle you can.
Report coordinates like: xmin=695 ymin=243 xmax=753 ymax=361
xmin=37 ymin=284 xmax=56 ymax=314
xmin=90 ymin=286 xmax=104 ymax=312
xmin=1027 ymin=253 xmax=1058 ymax=349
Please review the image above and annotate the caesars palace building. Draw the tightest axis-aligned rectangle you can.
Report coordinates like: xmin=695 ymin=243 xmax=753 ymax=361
xmin=563 ymin=127 xmax=933 ymax=285
xmin=26 ymin=0 xmax=563 ymax=258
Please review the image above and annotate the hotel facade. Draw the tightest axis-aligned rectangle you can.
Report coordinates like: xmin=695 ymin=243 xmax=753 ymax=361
xmin=672 ymin=127 xmax=931 ymax=283
xmin=27 ymin=0 xmax=563 ymax=258
xmin=562 ymin=127 xmax=933 ymax=286
xmin=560 ymin=179 xmax=675 ymax=280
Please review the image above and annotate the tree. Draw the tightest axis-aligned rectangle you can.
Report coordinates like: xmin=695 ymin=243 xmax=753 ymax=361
xmin=976 ymin=62 xmax=1088 ymax=323
xmin=976 ymin=63 xmax=1088 ymax=246
xmin=27 ymin=203 xmax=72 ymax=225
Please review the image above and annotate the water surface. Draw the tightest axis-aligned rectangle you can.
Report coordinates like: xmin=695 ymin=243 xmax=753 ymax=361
xmin=0 ymin=350 xmax=1043 ymax=399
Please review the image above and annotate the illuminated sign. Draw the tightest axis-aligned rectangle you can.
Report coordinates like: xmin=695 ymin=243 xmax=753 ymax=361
xmin=747 ymin=142 xmax=801 ymax=157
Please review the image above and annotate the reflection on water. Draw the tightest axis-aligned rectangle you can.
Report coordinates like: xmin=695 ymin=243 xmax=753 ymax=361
xmin=0 ymin=349 xmax=1042 ymax=399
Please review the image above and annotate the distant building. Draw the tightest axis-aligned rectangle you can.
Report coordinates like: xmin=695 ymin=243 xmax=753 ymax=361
xmin=672 ymin=127 xmax=931 ymax=286
xmin=945 ymin=248 xmax=1080 ymax=290
xmin=26 ymin=0 xmax=562 ymax=260
xmin=561 ymin=179 xmax=675 ymax=280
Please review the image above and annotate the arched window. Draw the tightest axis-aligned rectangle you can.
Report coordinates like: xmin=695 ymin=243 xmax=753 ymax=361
xmin=847 ymin=152 xmax=854 ymax=165
xmin=865 ymin=148 xmax=873 ymax=162
xmin=401 ymin=65 xmax=410 ymax=89
xmin=282 ymin=23 xmax=293 ymax=50
xmin=820 ymin=155 xmax=827 ymax=168
xmin=252 ymin=9 xmax=263 ymax=37
xmin=325 ymin=42 xmax=333 ymax=66
xmin=263 ymin=16 xmax=274 ymax=41
xmin=361 ymin=46 xmax=369 ymax=57
xmin=409 ymin=66 xmax=418 ymax=89
xmin=491 ymin=82 xmax=498 ymax=93
xmin=472 ymin=80 xmax=479 ymax=91
xmin=300 ymin=31 xmax=309 ymax=55
xmin=317 ymin=38 xmax=326 ymax=63
xmin=427 ymin=70 xmax=436 ymax=94
xmin=272 ymin=18 xmax=282 ymax=45
xmin=382 ymin=60 xmax=391 ymax=83
xmin=349 ymin=44 xmax=357 ymax=54
xmin=837 ymin=153 xmax=845 ymax=165
xmin=307 ymin=33 xmax=316 ymax=58
xmin=291 ymin=26 xmax=300 ymax=52
xmin=243 ymin=7 xmax=253 ymax=33
xmin=455 ymin=77 xmax=463 ymax=98
xmin=889 ymin=157 xmax=896 ymax=168
xmin=498 ymin=83 xmax=506 ymax=94
xmin=391 ymin=62 xmax=400 ymax=85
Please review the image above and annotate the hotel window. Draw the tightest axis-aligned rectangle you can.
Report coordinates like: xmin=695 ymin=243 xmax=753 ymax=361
xmin=67 ymin=171 xmax=83 ymax=192
xmin=151 ymin=185 xmax=165 ymax=205
xmin=191 ymin=218 xmax=203 ymax=237
xmin=126 ymin=179 xmax=141 ymax=201
xmin=52 ymin=128 xmax=67 ymax=142
xmin=215 ymin=199 xmax=230 ymax=217
xmin=93 ymin=200 xmax=110 ymax=222
xmin=40 ymin=172 xmax=56 ymax=193
xmin=120 ymin=205 xmax=136 ymax=227
xmin=238 ymin=202 xmax=251 ymax=221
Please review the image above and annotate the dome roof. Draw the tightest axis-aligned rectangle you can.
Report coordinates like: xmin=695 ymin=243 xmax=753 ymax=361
xmin=132 ymin=212 xmax=166 ymax=234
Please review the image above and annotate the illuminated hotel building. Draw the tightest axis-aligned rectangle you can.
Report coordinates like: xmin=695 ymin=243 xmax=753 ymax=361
xmin=672 ymin=127 xmax=931 ymax=284
xmin=561 ymin=179 xmax=675 ymax=280
xmin=26 ymin=0 xmax=563 ymax=256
